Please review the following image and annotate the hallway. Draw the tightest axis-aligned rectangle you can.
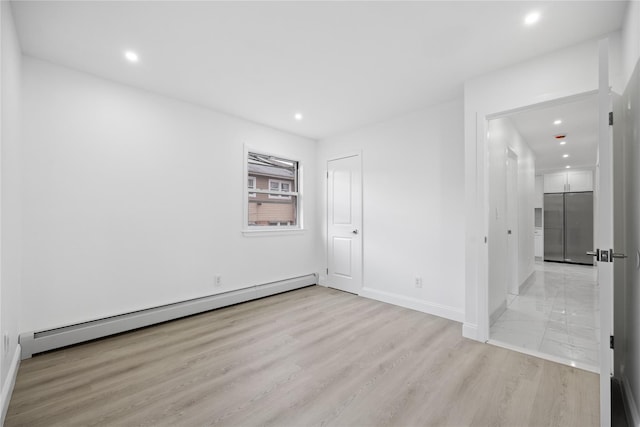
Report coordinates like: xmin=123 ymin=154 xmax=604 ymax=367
xmin=490 ymin=261 xmax=599 ymax=372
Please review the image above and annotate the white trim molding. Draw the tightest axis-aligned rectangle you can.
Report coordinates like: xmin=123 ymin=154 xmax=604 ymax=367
xmin=359 ymin=287 xmax=464 ymax=323
xmin=462 ymin=323 xmax=480 ymax=341
xmin=1 ymin=344 xmax=21 ymax=425
xmin=489 ymin=300 xmax=507 ymax=327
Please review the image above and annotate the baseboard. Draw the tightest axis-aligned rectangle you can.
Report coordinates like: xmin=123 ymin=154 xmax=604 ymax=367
xmin=1 ymin=344 xmax=21 ymax=426
xmin=20 ymin=274 xmax=316 ymax=359
xmin=622 ymin=376 xmax=640 ymax=427
xmin=489 ymin=300 xmax=507 ymax=326
xmin=358 ymin=287 xmax=464 ymax=322
xmin=462 ymin=323 xmax=479 ymax=341
xmin=519 ymin=270 xmax=536 ymax=294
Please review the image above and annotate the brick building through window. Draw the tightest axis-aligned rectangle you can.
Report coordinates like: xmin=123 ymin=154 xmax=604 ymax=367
xmin=247 ymin=152 xmax=298 ymax=227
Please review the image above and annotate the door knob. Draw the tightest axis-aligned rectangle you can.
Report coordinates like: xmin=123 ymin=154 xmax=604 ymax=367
xmin=587 ymin=250 xmax=601 ymax=261
xmin=352 ymin=229 xmax=359 ymax=234
xmin=587 ymin=249 xmax=626 ymax=262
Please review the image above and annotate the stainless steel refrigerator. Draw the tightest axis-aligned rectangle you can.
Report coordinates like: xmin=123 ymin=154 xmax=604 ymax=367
xmin=544 ymin=192 xmax=594 ymax=265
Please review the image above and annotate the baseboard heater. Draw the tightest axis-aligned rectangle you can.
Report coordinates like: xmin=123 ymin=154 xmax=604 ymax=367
xmin=19 ymin=274 xmax=317 ymax=359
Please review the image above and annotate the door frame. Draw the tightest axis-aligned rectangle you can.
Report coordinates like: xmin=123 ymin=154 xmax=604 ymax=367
xmin=325 ymin=151 xmax=364 ymax=293
xmin=477 ymin=90 xmax=599 ymax=343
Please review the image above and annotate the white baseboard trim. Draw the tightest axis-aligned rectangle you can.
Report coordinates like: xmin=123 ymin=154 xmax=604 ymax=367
xmin=317 ymin=275 xmax=329 ymax=287
xmin=622 ymin=375 xmax=640 ymax=427
xmin=489 ymin=300 xmax=507 ymax=327
xmin=1 ymin=344 xmax=21 ymax=426
xmin=519 ymin=270 xmax=536 ymax=294
xmin=462 ymin=323 xmax=479 ymax=341
xmin=20 ymin=274 xmax=316 ymax=359
xmin=358 ymin=287 xmax=464 ymax=322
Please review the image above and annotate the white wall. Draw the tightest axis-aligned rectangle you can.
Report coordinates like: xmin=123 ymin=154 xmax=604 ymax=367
xmin=487 ymin=119 xmax=507 ymax=321
xmin=534 ymin=175 xmax=544 ymax=208
xmin=487 ymin=117 xmax=536 ymax=321
xmin=514 ymin=134 xmax=537 ymax=287
xmin=0 ymin=1 xmax=23 ymax=421
xmin=21 ymin=57 xmax=318 ymax=333
xmin=622 ymin=0 xmax=640 ymax=89
xmin=463 ymin=34 xmax=619 ymax=341
xmin=317 ymin=99 xmax=465 ymax=322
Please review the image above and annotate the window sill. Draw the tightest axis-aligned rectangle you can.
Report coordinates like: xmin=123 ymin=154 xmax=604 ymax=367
xmin=242 ymin=228 xmax=305 ymax=237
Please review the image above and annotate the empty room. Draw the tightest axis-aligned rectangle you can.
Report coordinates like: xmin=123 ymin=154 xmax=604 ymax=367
xmin=1 ymin=1 xmax=640 ymax=426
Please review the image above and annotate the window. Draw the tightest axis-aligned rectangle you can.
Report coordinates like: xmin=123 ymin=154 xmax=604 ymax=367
xmin=246 ymin=151 xmax=299 ymax=229
xmin=268 ymin=179 xmax=292 ymax=199
xmin=269 ymin=221 xmax=292 ymax=226
xmin=248 ymin=176 xmax=256 ymax=197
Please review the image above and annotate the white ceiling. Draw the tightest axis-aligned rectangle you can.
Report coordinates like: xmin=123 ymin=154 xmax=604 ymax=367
xmin=11 ymin=1 xmax=628 ymax=140
xmin=507 ymin=94 xmax=598 ymax=173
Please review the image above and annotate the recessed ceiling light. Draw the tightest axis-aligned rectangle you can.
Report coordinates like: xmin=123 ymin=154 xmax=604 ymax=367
xmin=554 ymin=119 xmax=562 ymax=125
xmin=524 ymin=11 xmax=541 ymax=26
xmin=294 ymin=113 xmax=303 ymax=121
xmin=124 ymin=51 xmax=139 ymax=63
xmin=563 ymin=154 xmax=569 ymax=158
xmin=566 ymin=165 xmax=571 ymax=169
xmin=560 ymin=141 xmax=567 ymax=145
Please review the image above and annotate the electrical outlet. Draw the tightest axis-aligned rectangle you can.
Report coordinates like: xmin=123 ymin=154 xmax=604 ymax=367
xmin=414 ymin=277 xmax=423 ymax=288
xmin=214 ymin=275 xmax=222 ymax=287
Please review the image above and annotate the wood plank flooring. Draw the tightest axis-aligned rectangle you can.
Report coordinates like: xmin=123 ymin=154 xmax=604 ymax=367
xmin=6 ymin=286 xmax=599 ymax=426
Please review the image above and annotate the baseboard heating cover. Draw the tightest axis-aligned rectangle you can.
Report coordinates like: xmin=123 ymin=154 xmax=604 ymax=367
xmin=19 ymin=274 xmax=317 ymax=359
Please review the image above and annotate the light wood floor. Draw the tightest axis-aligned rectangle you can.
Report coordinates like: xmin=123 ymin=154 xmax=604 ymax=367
xmin=6 ymin=285 xmax=599 ymax=426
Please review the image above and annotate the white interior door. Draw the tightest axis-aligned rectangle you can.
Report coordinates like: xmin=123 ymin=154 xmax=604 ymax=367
xmin=506 ymin=150 xmax=519 ymax=295
xmin=596 ymin=38 xmax=614 ymax=427
xmin=327 ymin=155 xmax=362 ymax=294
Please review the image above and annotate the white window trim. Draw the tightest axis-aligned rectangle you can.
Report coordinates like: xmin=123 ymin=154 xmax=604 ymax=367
xmin=243 ymin=145 xmax=304 ymax=235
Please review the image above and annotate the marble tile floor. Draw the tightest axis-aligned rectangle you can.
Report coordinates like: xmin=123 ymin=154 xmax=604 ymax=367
xmin=490 ymin=260 xmax=600 ymax=372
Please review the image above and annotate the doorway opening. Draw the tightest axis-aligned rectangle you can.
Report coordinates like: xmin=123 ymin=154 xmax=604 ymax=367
xmin=486 ymin=93 xmax=600 ymax=372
